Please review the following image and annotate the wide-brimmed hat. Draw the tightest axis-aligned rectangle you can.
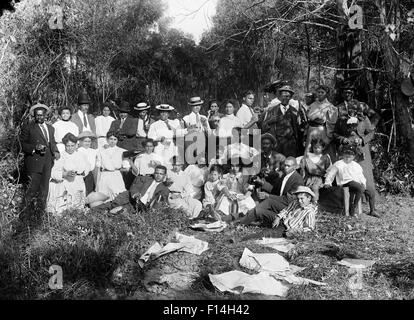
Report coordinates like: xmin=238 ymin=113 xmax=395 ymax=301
xmin=135 ymin=102 xmax=150 ymax=111
xmin=261 ymin=133 xmax=277 ymax=145
xmin=155 ymin=104 xmax=175 ymax=111
xmin=401 ymin=74 xmax=414 ymax=97
xmin=292 ymin=186 xmax=316 ymax=199
xmin=188 ymin=96 xmax=204 ymax=106
xmin=30 ymin=103 xmax=50 ymax=116
xmin=118 ymin=101 xmax=131 ymax=113
xmin=78 ymin=131 xmax=97 ymax=140
xmin=278 ymin=85 xmax=295 ymax=95
xmin=78 ymin=91 xmax=91 ymax=105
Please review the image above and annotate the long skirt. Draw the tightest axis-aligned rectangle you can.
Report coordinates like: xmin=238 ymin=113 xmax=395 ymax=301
xmin=96 ymin=170 xmax=126 ymax=201
xmin=169 ymin=196 xmax=202 ymax=218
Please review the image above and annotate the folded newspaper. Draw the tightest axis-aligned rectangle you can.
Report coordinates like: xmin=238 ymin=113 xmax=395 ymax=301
xmin=189 ymin=220 xmax=227 ymax=232
xmin=138 ymin=232 xmax=209 ymax=268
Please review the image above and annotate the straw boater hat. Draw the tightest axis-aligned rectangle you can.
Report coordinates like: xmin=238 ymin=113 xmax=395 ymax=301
xmin=401 ymin=74 xmax=414 ymax=97
xmin=278 ymin=85 xmax=295 ymax=95
xmin=30 ymin=103 xmax=50 ymax=116
xmin=188 ymin=97 xmax=204 ymax=106
xmin=155 ymin=104 xmax=175 ymax=111
xmin=78 ymin=131 xmax=97 ymax=140
xmin=293 ymin=186 xmax=316 ymax=200
xmin=261 ymin=133 xmax=277 ymax=145
xmin=135 ymin=102 xmax=150 ymax=111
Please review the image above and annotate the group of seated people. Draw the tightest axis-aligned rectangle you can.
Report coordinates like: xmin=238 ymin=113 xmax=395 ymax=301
xmin=39 ymin=80 xmax=380 ymax=237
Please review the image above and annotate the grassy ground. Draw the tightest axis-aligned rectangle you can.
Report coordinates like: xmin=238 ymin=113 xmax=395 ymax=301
xmin=1 ymin=189 xmax=413 ymax=300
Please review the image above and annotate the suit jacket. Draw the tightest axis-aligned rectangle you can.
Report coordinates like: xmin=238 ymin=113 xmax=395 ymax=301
xmin=20 ymin=121 xmax=59 ymax=173
xmin=259 ymin=104 xmax=301 ymax=157
xmin=109 ymin=116 xmax=139 ymax=151
xmin=71 ymin=112 xmax=96 ymax=135
xmin=262 ymin=171 xmax=304 ymax=200
xmin=130 ymin=175 xmax=169 ymax=209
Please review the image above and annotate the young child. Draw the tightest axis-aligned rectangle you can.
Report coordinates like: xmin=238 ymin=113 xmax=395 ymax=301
xmin=299 ymin=138 xmax=331 ymax=201
xmin=216 ymin=160 xmax=256 ymax=221
xmin=324 ymin=146 xmax=378 ymax=217
xmin=201 ymin=164 xmax=226 ymax=220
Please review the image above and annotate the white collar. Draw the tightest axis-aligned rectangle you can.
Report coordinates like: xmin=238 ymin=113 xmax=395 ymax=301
xmin=283 ymin=170 xmax=295 ymax=180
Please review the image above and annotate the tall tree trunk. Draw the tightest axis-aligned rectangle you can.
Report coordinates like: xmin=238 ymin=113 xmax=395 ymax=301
xmin=377 ymin=0 xmax=414 ymax=164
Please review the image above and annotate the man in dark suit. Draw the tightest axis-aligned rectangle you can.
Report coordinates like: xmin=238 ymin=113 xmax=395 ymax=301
xmin=91 ymin=165 xmax=170 ymax=213
xmin=71 ymin=90 xmax=96 ymax=135
xmin=108 ymin=101 xmax=138 ymax=151
xmin=258 ymin=86 xmax=307 ymax=157
xmin=233 ymin=157 xmax=304 ymax=226
xmin=20 ymin=103 xmax=60 ymax=209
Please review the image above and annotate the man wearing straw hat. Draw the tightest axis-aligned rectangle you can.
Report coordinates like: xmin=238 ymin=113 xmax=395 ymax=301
xmin=20 ymin=103 xmax=60 ymax=211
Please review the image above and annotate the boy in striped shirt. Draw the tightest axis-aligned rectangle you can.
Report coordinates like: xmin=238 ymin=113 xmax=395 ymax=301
xmin=271 ymin=186 xmax=318 ymax=237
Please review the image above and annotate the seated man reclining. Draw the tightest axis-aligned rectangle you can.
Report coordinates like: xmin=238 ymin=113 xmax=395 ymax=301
xmin=92 ymin=165 xmax=170 ymax=214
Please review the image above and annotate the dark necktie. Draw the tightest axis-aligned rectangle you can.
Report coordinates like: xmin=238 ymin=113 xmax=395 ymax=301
xmin=40 ymin=124 xmax=48 ymax=143
xmin=120 ymin=118 xmax=125 ymax=129
xmin=165 ymin=120 xmax=172 ymax=131
xmin=83 ymin=113 xmax=88 ymax=127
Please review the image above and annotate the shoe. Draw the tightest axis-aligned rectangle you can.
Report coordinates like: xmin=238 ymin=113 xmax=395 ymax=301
xmin=368 ymin=211 xmax=380 ymax=218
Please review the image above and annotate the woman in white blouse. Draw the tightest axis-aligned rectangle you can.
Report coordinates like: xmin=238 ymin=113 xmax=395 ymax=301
xmin=46 ymin=133 xmax=89 ymax=215
xmin=217 ymin=100 xmax=244 ymax=139
xmin=147 ymin=104 xmax=187 ymax=170
xmin=131 ymin=138 xmax=164 ymax=176
xmin=77 ymin=131 xmax=98 ymax=196
xmin=95 ymin=103 xmax=115 ymax=149
xmin=95 ymin=131 xmax=128 ymax=201
xmin=53 ymin=106 xmax=79 ymax=153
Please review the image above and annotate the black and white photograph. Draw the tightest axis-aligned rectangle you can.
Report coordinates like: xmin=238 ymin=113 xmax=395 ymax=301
xmin=0 ymin=0 xmax=413 ymax=311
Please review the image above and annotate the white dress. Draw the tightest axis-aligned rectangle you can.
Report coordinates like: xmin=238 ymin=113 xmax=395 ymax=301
xmin=148 ymin=119 xmax=187 ymax=169
xmin=96 ymin=145 xmax=127 ymax=201
xmin=77 ymin=147 xmax=98 ymax=172
xmin=183 ymin=165 xmax=208 ymax=200
xmin=133 ymin=152 xmax=165 ymax=176
xmin=95 ymin=115 xmax=115 ymax=149
xmin=52 ymin=120 xmax=79 ymax=153
xmin=217 ymin=114 xmax=243 ymax=138
xmin=46 ymin=150 xmax=89 ymax=215
xmin=168 ymin=170 xmax=202 ymax=218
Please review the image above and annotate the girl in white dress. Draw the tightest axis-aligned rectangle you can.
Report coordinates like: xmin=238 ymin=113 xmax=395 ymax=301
xmin=147 ymin=104 xmax=187 ymax=170
xmin=53 ymin=106 xmax=79 ymax=153
xmin=217 ymin=100 xmax=244 ymax=139
xmin=47 ymin=133 xmax=89 ymax=215
xmin=131 ymin=138 xmax=164 ymax=176
xmin=77 ymin=131 xmax=98 ymax=196
xmin=95 ymin=103 xmax=115 ymax=149
xmin=96 ymin=131 xmax=127 ymax=201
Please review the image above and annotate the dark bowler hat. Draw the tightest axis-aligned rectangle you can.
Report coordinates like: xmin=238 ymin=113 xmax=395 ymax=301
xmin=264 ymin=80 xmax=288 ymax=94
xmin=341 ymin=82 xmax=356 ymax=91
xmin=78 ymin=91 xmax=91 ymax=105
xmin=135 ymin=102 xmax=150 ymax=111
xmin=118 ymin=101 xmax=131 ymax=113
xmin=278 ymin=85 xmax=295 ymax=95
xmin=188 ymin=96 xmax=204 ymax=106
